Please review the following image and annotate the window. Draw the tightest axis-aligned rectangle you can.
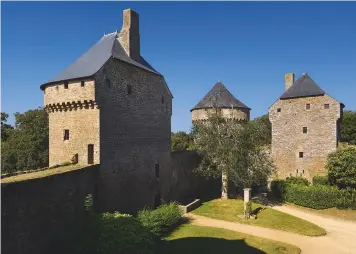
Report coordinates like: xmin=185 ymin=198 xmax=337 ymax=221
xmin=127 ymin=85 xmax=132 ymax=95
xmin=155 ymin=164 xmax=159 ymax=178
xmin=302 ymin=170 xmax=305 ymax=174
xmin=64 ymin=81 xmax=69 ymax=89
xmin=299 ymin=152 xmax=303 ymax=158
xmin=105 ymin=78 xmax=111 ymax=88
xmin=161 ymin=96 xmax=165 ymax=104
xmin=324 ymin=104 xmax=329 ymax=109
xmin=64 ymin=129 xmax=70 ymax=140
xmin=303 ymin=127 xmax=308 ymax=134
xmin=306 ymin=103 xmax=310 ymax=110
xmin=277 ymin=108 xmax=281 ymax=113
xmin=296 ymin=169 xmax=298 ymax=174
xmin=81 ymin=81 xmax=85 ymax=87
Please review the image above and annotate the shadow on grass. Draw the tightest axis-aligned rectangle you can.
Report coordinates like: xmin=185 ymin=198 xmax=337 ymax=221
xmin=158 ymin=237 xmax=265 ymax=254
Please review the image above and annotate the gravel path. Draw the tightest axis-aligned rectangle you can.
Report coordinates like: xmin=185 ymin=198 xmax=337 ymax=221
xmin=188 ymin=206 xmax=356 ymax=254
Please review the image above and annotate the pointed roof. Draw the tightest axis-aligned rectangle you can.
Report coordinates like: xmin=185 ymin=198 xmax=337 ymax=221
xmin=40 ymin=32 xmax=160 ymax=90
xmin=280 ymin=73 xmax=325 ymax=99
xmin=191 ymin=81 xmax=250 ymax=111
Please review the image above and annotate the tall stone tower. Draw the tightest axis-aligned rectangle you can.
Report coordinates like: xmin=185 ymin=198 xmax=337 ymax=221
xmin=40 ymin=9 xmax=173 ymax=213
xmin=269 ymin=73 xmax=344 ymax=181
xmin=191 ymin=81 xmax=250 ymax=121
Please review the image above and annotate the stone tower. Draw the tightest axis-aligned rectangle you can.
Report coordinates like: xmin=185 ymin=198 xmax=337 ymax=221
xmin=191 ymin=81 xmax=250 ymax=121
xmin=269 ymin=73 xmax=344 ymax=181
xmin=40 ymin=9 xmax=173 ymax=213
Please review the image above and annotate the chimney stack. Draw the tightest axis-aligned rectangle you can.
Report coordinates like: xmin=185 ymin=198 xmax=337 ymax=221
xmin=119 ymin=9 xmax=140 ymax=61
xmin=284 ymin=73 xmax=295 ymax=91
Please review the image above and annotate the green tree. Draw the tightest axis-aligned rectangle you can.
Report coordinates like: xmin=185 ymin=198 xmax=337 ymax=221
xmin=340 ymin=110 xmax=356 ymax=145
xmin=1 ymin=108 xmax=49 ymax=173
xmin=252 ymin=114 xmax=271 ymax=146
xmin=192 ymin=111 xmax=276 ymax=198
xmin=327 ymin=147 xmax=356 ymax=189
xmin=1 ymin=112 xmax=14 ymax=142
xmin=171 ymin=131 xmax=196 ymax=151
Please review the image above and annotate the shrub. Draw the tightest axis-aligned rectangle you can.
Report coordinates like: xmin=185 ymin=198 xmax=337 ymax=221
xmin=338 ymin=188 xmax=356 ymax=209
xmin=138 ymin=202 xmax=183 ymax=237
xmin=286 ymin=176 xmax=309 ymax=186
xmin=312 ymin=175 xmax=329 ymax=186
xmin=327 ymin=147 xmax=356 ymax=189
xmin=98 ymin=212 xmax=155 ymax=254
xmin=284 ymin=184 xmax=340 ymax=209
xmin=270 ymin=180 xmax=286 ymax=201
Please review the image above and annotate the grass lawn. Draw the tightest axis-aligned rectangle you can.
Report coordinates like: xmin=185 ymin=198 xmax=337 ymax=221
xmin=1 ymin=164 xmax=88 ymax=184
xmin=192 ymin=199 xmax=326 ymax=236
xmin=286 ymin=202 xmax=356 ymax=222
xmin=159 ymin=223 xmax=301 ymax=254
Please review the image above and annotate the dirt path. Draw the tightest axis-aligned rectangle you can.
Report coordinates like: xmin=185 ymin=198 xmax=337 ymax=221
xmin=188 ymin=211 xmax=356 ymax=254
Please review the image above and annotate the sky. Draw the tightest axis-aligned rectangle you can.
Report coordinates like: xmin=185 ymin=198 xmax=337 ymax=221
xmin=2 ymin=2 xmax=356 ymax=132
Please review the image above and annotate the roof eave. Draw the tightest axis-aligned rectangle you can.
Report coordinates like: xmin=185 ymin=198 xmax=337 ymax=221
xmin=190 ymin=106 xmax=251 ymax=112
xmin=40 ymin=75 xmax=95 ymax=90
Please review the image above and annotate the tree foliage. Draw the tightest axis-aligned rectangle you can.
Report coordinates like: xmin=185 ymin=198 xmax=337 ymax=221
xmin=192 ymin=111 xmax=276 ymax=197
xmin=1 ymin=108 xmax=49 ymax=174
xmin=340 ymin=110 xmax=356 ymax=145
xmin=1 ymin=112 xmax=13 ymax=142
xmin=327 ymin=147 xmax=356 ymax=189
xmin=252 ymin=114 xmax=271 ymax=146
xmin=171 ymin=131 xmax=196 ymax=151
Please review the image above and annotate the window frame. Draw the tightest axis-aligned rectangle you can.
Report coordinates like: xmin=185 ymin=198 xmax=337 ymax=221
xmin=303 ymin=127 xmax=308 ymax=134
xmin=155 ymin=164 xmax=160 ymax=178
xmin=64 ymin=81 xmax=69 ymax=89
xmin=299 ymin=152 xmax=304 ymax=158
xmin=277 ymin=108 xmax=281 ymax=113
xmin=324 ymin=104 xmax=330 ymax=109
xmin=81 ymin=81 xmax=85 ymax=87
xmin=64 ymin=129 xmax=70 ymax=141
xmin=306 ymin=103 xmax=310 ymax=110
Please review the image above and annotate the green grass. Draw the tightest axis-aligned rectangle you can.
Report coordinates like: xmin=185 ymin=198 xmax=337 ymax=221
xmin=192 ymin=199 xmax=326 ymax=236
xmin=1 ymin=164 xmax=89 ymax=184
xmin=159 ymin=223 xmax=301 ymax=254
xmin=286 ymin=202 xmax=356 ymax=222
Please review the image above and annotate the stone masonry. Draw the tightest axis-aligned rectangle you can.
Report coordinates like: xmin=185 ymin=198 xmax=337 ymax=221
xmin=269 ymin=73 xmax=343 ymax=181
xmin=41 ymin=9 xmax=173 ymax=214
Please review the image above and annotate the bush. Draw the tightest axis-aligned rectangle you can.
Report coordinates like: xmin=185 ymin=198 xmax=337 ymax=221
xmin=270 ymin=180 xmax=286 ymax=201
xmin=312 ymin=175 xmax=329 ymax=186
xmin=286 ymin=176 xmax=309 ymax=186
xmin=338 ymin=188 xmax=356 ymax=209
xmin=138 ymin=202 xmax=183 ymax=237
xmin=284 ymin=184 xmax=340 ymax=209
xmin=98 ymin=212 xmax=156 ymax=254
xmin=327 ymin=147 xmax=356 ymax=189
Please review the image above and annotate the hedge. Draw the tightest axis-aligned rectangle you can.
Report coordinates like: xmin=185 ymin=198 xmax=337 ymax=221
xmin=286 ymin=176 xmax=309 ymax=186
xmin=271 ymin=180 xmax=356 ymax=210
xmin=138 ymin=202 xmax=183 ymax=237
xmin=312 ymin=175 xmax=329 ymax=186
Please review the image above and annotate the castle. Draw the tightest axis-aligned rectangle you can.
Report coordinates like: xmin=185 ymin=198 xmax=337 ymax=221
xmin=269 ymin=73 xmax=344 ymax=181
xmin=191 ymin=81 xmax=250 ymax=121
xmin=40 ymin=9 xmax=344 ymax=212
xmin=40 ymin=9 xmax=172 ymax=213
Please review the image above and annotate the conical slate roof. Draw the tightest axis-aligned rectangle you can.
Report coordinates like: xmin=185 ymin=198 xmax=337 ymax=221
xmin=191 ymin=81 xmax=250 ymax=111
xmin=40 ymin=32 xmax=160 ymax=89
xmin=280 ymin=73 xmax=325 ymax=99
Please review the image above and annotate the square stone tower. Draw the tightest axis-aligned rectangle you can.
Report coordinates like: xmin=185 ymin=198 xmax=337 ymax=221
xmin=269 ymin=73 xmax=344 ymax=181
xmin=40 ymin=9 xmax=173 ymax=213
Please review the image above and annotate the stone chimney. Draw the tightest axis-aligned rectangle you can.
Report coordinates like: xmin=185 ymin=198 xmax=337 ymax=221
xmin=119 ymin=9 xmax=140 ymax=61
xmin=284 ymin=73 xmax=295 ymax=91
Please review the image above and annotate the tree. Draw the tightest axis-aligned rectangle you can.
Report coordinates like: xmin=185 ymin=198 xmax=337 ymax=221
xmin=340 ymin=110 xmax=356 ymax=145
xmin=1 ymin=108 xmax=49 ymax=173
xmin=1 ymin=112 xmax=14 ymax=142
xmin=171 ymin=131 xmax=196 ymax=151
xmin=192 ymin=110 xmax=276 ymax=199
xmin=252 ymin=114 xmax=271 ymax=146
xmin=326 ymin=147 xmax=356 ymax=189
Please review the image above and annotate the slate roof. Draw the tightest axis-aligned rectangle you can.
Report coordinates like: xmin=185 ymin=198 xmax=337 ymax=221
xmin=280 ymin=73 xmax=325 ymax=99
xmin=40 ymin=32 xmax=160 ymax=90
xmin=191 ymin=81 xmax=250 ymax=111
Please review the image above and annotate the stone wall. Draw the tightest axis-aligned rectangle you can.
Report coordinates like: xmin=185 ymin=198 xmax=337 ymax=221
xmin=191 ymin=108 xmax=250 ymax=121
xmin=169 ymin=151 xmax=221 ymax=203
xmin=95 ymin=58 xmax=172 ymax=214
xmin=1 ymin=165 xmax=99 ymax=254
xmin=269 ymin=94 xmax=342 ymax=181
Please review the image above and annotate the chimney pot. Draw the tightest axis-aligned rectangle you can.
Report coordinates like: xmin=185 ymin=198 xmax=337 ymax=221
xmin=119 ymin=9 xmax=140 ymax=61
xmin=284 ymin=73 xmax=295 ymax=91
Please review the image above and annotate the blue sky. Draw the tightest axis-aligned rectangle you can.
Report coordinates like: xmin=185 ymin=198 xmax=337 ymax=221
xmin=2 ymin=2 xmax=356 ymax=132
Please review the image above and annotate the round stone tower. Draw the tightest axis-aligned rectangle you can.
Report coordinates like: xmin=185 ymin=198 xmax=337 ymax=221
xmin=191 ymin=81 xmax=250 ymax=122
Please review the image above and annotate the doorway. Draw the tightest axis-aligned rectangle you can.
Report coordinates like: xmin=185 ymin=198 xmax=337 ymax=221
xmin=88 ymin=144 xmax=94 ymax=164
